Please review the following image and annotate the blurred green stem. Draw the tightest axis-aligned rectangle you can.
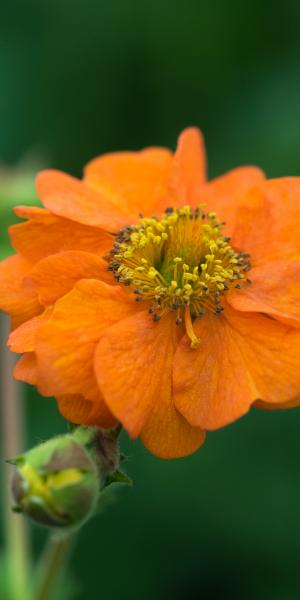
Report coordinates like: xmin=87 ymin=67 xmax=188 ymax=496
xmin=1 ymin=314 xmax=31 ymax=600
xmin=33 ymin=534 xmax=75 ymax=600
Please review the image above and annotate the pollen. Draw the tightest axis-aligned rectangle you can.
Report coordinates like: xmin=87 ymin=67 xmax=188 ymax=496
xmin=106 ymin=205 xmax=251 ymax=347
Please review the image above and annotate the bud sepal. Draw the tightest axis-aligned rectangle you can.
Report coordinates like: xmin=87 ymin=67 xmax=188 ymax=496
xmin=11 ymin=431 xmax=100 ymax=530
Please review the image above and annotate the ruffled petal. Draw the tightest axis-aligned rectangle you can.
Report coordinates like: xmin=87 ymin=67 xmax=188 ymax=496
xmin=265 ymin=177 xmax=300 ymax=231
xmin=95 ymin=310 xmax=205 ymax=458
xmin=24 ymin=251 xmax=115 ymax=306
xmin=195 ymin=166 xmax=265 ymax=237
xmin=14 ymin=353 xmax=38 ymax=385
xmin=13 ymin=350 xmax=116 ymax=428
xmin=0 ymin=255 xmax=42 ymax=328
xmin=85 ymin=147 xmax=172 ymax=219
xmin=8 ymin=310 xmax=51 ymax=352
xmin=228 ymin=261 xmax=300 ymax=328
xmin=35 ymin=279 xmax=138 ymax=401
xmin=173 ymin=305 xmax=300 ymax=430
xmin=57 ymin=394 xmax=117 ymax=429
xmin=36 ymin=170 xmax=130 ymax=231
xmin=227 ymin=179 xmax=300 ymax=328
xmin=10 ymin=206 xmax=113 ymax=262
xmin=254 ymin=397 xmax=300 ymax=411
xmin=94 ymin=312 xmax=178 ymax=436
xmin=230 ymin=179 xmax=300 ymax=265
xmin=140 ymin=396 xmax=205 ymax=459
xmin=169 ymin=127 xmax=206 ymax=205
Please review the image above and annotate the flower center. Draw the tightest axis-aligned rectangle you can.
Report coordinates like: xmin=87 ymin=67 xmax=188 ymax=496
xmin=106 ymin=205 xmax=251 ymax=347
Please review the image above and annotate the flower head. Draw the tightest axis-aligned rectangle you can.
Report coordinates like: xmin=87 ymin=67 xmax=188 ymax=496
xmin=1 ymin=128 xmax=300 ymax=458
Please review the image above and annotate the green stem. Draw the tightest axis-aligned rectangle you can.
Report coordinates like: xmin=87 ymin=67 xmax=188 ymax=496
xmin=33 ymin=534 xmax=75 ymax=600
xmin=0 ymin=314 xmax=30 ymax=600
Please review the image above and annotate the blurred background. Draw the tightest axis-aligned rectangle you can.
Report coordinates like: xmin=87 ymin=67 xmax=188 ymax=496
xmin=1 ymin=1 xmax=300 ymax=598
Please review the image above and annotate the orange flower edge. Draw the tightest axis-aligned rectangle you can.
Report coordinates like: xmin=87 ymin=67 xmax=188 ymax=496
xmin=1 ymin=127 xmax=300 ymax=459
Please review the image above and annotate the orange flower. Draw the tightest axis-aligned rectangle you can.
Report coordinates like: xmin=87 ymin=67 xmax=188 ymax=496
xmin=1 ymin=128 xmax=300 ymax=459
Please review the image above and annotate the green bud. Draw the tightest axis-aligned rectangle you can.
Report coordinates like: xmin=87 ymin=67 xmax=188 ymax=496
xmin=11 ymin=433 xmax=100 ymax=530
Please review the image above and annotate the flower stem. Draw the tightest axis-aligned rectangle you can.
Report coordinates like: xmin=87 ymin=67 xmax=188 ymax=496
xmin=33 ymin=533 xmax=75 ymax=600
xmin=0 ymin=314 xmax=30 ymax=600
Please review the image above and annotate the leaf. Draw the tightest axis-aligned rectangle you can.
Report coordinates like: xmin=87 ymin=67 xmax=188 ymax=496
xmin=105 ymin=469 xmax=132 ymax=487
xmin=5 ymin=455 xmax=25 ymax=466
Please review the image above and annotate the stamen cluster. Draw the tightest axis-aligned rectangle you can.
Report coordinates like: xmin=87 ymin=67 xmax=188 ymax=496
xmin=106 ymin=205 xmax=251 ymax=347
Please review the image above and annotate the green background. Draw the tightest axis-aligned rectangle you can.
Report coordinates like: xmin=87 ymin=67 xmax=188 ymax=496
xmin=1 ymin=1 xmax=300 ymax=598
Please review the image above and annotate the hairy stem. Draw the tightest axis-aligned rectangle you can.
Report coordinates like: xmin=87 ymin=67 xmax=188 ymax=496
xmin=33 ymin=534 xmax=75 ymax=600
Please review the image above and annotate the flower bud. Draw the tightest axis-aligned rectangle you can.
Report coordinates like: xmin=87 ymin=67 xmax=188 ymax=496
xmin=11 ymin=433 xmax=100 ymax=530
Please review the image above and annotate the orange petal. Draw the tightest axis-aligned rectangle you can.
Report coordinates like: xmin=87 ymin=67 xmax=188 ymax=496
xmin=173 ymin=305 xmax=300 ymax=430
xmin=140 ymin=397 xmax=206 ymax=459
xmin=24 ymin=251 xmax=115 ymax=306
xmin=254 ymin=397 xmax=300 ymax=411
xmin=228 ymin=186 xmax=273 ymax=262
xmin=14 ymin=206 xmax=46 ymax=219
xmin=95 ymin=312 xmax=179 ymax=437
xmin=95 ymin=310 xmax=204 ymax=457
xmin=14 ymin=353 xmax=38 ymax=385
xmin=0 ymin=255 xmax=42 ymax=328
xmin=10 ymin=206 xmax=113 ymax=262
xmin=230 ymin=179 xmax=300 ymax=266
xmin=85 ymin=147 xmax=173 ymax=219
xmin=36 ymin=170 xmax=130 ymax=231
xmin=265 ymin=177 xmax=300 ymax=227
xmin=196 ymin=166 xmax=265 ymax=237
xmin=13 ymin=351 xmax=116 ymax=429
xmin=57 ymin=394 xmax=117 ymax=429
xmin=35 ymin=279 xmax=138 ymax=401
xmin=8 ymin=309 xmax=51 ymax=352
xmin=228 ymin=261 xmax=300 ymax=328
xmin=170 ymin=127 xmax=206 ymax=204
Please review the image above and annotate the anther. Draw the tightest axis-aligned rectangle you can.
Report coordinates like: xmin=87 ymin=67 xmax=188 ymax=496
xmin=214 ymin=305 xmax=224 ymax=314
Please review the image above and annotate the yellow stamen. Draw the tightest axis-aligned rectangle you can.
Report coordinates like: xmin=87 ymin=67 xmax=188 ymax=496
xmin=106 ymin=205 xmax=251 ymax=349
